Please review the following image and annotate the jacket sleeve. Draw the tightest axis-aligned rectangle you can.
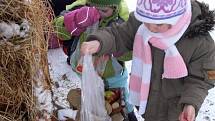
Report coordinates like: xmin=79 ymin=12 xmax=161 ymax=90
xmin=64 ymin=6 xmax=100 ymax=36
xmin=86 ymin=12 xmax=142 ymax=56
xmin=179 ymin=34 xmax=215 ymax=114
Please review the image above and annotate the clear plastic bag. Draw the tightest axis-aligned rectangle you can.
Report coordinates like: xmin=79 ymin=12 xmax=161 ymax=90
xmin=81 ymin=55 xmax=111 ymax=121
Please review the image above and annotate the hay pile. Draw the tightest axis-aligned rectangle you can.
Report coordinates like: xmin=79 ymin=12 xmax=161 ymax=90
xmin=0 ymin=0 xmax=54 ymax=120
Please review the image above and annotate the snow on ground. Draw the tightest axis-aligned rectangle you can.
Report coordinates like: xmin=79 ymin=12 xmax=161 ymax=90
xmin=196 ymin=88 xmax=215 ymax=121
xmin=48 ymin=0 xmax=215 ymax=120
xmin=48 ymin=48 xmax=81 ymax=109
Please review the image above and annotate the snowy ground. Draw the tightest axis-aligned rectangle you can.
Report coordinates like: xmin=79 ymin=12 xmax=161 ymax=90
xmin=48 ymin=48 xmax=81 ymax=109
xmin=48 ymin=0 xmax=215 ymax=120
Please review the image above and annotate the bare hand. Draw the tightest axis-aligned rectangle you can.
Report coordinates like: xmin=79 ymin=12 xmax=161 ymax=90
xmin=179 ymin=105 xmax=195 ymax=121
xmin=80 ymin=40 xmax=100 ymax=55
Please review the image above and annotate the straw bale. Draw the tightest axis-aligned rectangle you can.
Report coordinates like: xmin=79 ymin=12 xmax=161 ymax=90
xmin=0 ymin=0 xmax=54 ymax=120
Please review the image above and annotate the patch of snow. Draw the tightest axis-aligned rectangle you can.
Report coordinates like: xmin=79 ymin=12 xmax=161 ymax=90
xmin=196 ymin=88 xmax=215 ymax=121
xmin=58 ymin=108 xmax=78 ymax=120
xmin=126 ymin=0 xmax=137 ymax=12
xmin=0 ymin=20 xmax=30 ymax=40
xmin=48 ymin=48 xmax=81 ymax=109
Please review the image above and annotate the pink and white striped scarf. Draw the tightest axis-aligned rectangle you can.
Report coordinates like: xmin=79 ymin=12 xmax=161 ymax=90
xmin=129 ymin=3 xmax=192 ymax=115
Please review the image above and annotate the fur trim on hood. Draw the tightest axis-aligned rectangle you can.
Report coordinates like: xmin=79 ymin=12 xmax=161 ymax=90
xmin=185 ymin=1 xmax=215 ymax=38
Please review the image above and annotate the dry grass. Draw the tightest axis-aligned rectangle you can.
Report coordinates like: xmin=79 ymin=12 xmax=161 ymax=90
xmin=0 ymin=0 xmax=54 ymax=120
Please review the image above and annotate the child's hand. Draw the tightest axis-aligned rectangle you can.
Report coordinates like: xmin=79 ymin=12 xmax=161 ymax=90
xmin=179 ymin=105 xmax=195 ymax=121
xmin=80 ymin=40 xmax=100 ymax=55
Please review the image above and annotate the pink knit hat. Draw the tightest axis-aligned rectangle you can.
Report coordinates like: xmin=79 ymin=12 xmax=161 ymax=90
xmin=134 ymin=0 xmax=190 ymax=25
xmin=64 ymin=6 xmax=101 ymax=36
